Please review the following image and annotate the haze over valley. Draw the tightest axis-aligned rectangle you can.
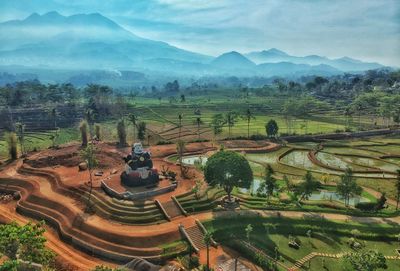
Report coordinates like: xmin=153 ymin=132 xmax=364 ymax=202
xmin=0 ymin=11 xmax=393 ymax=87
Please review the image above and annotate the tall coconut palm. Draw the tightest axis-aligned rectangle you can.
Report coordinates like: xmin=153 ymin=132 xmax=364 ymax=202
xmin=80 ymin=145 xmax=98 ymax=212
xmin=178 ymin=113 xmax=183 ymax=140
xmin=15 ymin=122 xmax=25 ymax=155
xmin=396 ymin=169 xmax=400 ymax=210
xmin=242 ymin=108 xmax=255 ymax=139
xmin=176 ymin=140 xmax=186 ymax=177
xmin=225 ymin=111 xmax=238 ymax=139
xmin=195 ymin=116 xmax=203 ymax=140
xmin=128 ymin=113 xmax=139 ymax=143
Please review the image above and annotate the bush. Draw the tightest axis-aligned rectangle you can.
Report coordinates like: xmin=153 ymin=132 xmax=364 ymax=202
xmin=355 ymin=202 xmax=379 ymax=211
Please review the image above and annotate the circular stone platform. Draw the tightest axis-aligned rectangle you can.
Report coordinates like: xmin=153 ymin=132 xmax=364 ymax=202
xmin=101 ymin=173 xmax=177 ymax=200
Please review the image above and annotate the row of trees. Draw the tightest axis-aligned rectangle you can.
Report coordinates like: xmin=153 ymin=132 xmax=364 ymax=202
xmin=209 ymin=110 xmax=279 ymax=139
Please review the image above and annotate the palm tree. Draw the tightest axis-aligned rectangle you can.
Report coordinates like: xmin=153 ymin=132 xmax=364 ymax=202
xmin=203 ymin=231 xmax=213 ymax=271
xmin=211 ymin=113 xmax=225 ymax=141
xmin=178 ymin=113 xmax=183 ymax=140
xmin=242 ymin=108 xmax=255 ymax=139
xmin=396 ymin=169 xmax=400 ymax=210
xmin=195 ymin=116 xmax=203 ymax=140
xmin=128 ymin=113 xmax=139 ymax=143
xmin=49 ymin=107 xmax=57 ymax=129
xmin=176 ymin=140 xmax=186 ymax=177
xmin=85 ymin=108 xmax=96 ymax=139
xmin=225 ymin=111 xmax=238 ymax=139
xmin=80 ymin=145 xmax=98 ymax=212
xmin=15 ymin=122 xmax=25 ymax=155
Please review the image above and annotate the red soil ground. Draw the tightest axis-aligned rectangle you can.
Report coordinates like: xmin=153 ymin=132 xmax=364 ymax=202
xmin=0 ymin=140 xmax=282 ymax=270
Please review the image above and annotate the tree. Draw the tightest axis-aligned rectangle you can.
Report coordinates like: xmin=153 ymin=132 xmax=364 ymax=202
xmin=245 ymin=224 xmax=253 ymax=243
xmin=265 ymin=119 xmax=279 ymax=138
xmin=203 ymin=232 xmax=213 ymax=271
xmin=137 ymin=121 xmax=146 ymax=141
xmin=79 ymin=120 xmax=88 ymax=147
xmin=49 ymin=107 xmax=57 ymax=129
xmin=225 ymin=111 xmax=238 ymax=139
xmin=85 ymin=108 xmax=97 ymax=138
xmin=204 ymin=150 xmax=253 ymax=201
xmin=396 ymin=169 xmax=400 ymax=210
xmin=343 ymin=250 xmax=387 ymax=271
xmin=15 ymin=122 xmax=25 ymax=155
xmin=80 ymin=145 xmax=98 ymax=212
xmin=296 ymin=171 xmax=320 ymax=201
xmin=49 ymin=128 xmax=59 ymax=149
xmin=176 ymin=140 xmax=186 ymax=177
xmin=128 ymin=113 xmax=138 ymax=143
xmin=242 ymin=108 xmax=255 ymax=139
xmin=195 ymin=116 xmax=203 ymax=140
xmin=283 ymin=174 xmax=293 ymax=192
xmin=257 ymin=165 xmax=278 ymax=202
xmin=210 ymin=113 xmax=225 ymax=140
xmin=178 ymin=113 xmax=183 ymax=140
xmin=117 ymin=118 xmax=127 ymax=146
xmin=5 ymin=132 xmax=18 ymax=160
xmin=180 ymin=94 xmax=185 ymax=103
xmin=0 ymin=221 xmax=55 ymax=269
xmin=336 ymin=168 xmax=362 ymax=207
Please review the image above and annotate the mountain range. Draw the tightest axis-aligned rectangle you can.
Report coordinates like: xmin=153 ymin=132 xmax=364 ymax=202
xmin=0 ymin=11 xmax=388 ymax=81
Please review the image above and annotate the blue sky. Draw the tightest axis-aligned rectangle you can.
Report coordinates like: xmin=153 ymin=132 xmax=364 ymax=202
xmin=0 ymin=0 xmax=399 ymax=66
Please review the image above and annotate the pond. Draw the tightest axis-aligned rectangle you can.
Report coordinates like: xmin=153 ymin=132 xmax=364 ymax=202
xmin=341 ymin=156 xmax=399 ymax=173
xmin=239 ymin=177 xmax=263 ymax=194
xmin=281 ymin=150 xmax=338 ymax=174
xmin=181 ymin=155 xmax=208 ymax=166
xmin=309 ymin=190 xmax=370 ymax=206
xmin=281 ymin=150 xmax=319 ymax=170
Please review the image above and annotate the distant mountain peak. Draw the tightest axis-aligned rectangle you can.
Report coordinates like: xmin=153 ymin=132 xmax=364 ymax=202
xmin=262 ymin=48 xmax=288 ymax=56
xmin=25 ymin=12 xmax=40 ymax=20
xmin=24 ymin=11 xmax=64 ymax=22
xmin=43 ymin=11 xmax=63 ymax=17
xmin=212 ymin=51 xmax=255 ymax=69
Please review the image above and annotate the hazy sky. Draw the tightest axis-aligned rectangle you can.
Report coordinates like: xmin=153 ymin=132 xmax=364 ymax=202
xmin=0 ymin=0 xmax=399 ymax=66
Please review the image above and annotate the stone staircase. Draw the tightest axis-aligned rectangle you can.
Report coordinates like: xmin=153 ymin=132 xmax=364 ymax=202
xmin=162 ymin=200 xmax=183 ymax=219
xmin=185 ymin=224 xmax=206 ymax=250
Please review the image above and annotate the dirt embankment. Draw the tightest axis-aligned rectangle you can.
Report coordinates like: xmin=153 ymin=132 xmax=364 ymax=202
xmin=25 ymin=144 xmax=123 ymax=169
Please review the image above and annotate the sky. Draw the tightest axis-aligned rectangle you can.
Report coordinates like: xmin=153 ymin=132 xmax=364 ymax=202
xmin=0 ymin=0 xmax=399 ymax=66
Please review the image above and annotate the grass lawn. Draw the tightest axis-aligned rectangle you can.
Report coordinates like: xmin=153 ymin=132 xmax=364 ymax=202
xmin=203 ymin=216 xmax=400 ymax=270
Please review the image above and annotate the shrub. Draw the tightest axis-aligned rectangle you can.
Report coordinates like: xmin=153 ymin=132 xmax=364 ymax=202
xmin=355 ymin=202 xmax=376 ymax=211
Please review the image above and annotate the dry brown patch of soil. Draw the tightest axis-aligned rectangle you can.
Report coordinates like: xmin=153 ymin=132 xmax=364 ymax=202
xmin=26 ymin=143 xmax=123 ymax=169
